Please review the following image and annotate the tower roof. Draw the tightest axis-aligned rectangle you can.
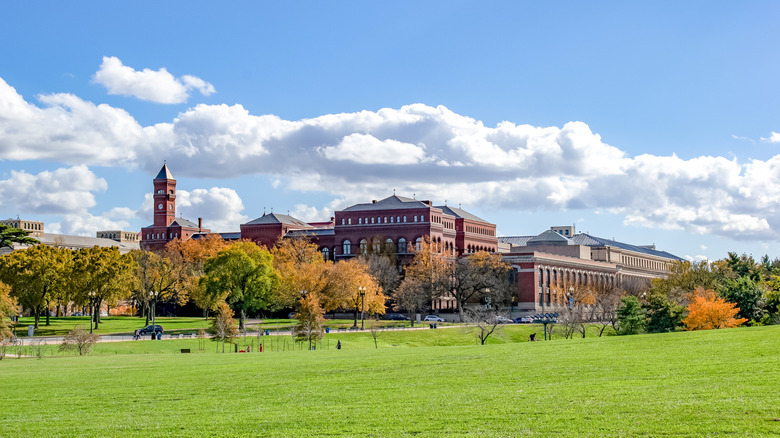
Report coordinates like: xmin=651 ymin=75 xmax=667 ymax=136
xmin=154 ymin=163 xmax=174 ymax=180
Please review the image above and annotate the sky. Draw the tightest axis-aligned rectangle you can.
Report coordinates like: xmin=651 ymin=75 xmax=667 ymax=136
xmin=2 ymin=1 xmax=780 ymax=262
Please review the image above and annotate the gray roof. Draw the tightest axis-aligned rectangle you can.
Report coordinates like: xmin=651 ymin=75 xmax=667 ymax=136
xmin=527 ymin=230 xmax=573 ymax=246
xmin=192 ymin=232 xmax=241 ymax=240
xmin=286 ymin=229 xmax=335 ymax=237
xmin=154 ymin=163 xmax=173 ymax=180
xmin=499 ymin=233 xmax=682 ymax=260
xmin=245 ymin=213 xmax=311 ymax=227
xmin=435 ymin=205 xmax=489 ymax=223
xmin=342 ymin=195 xmax=430 ymax=212
xmin=171 ymin=217 xmax=200 ymax=228
xmin=36 ymin=233 xmax=139 ymax=253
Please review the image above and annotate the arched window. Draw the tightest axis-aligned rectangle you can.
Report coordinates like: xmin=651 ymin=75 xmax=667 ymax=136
xmin=322 ymin=248 xmax=329 ymax=260
xmin=385 ymin=238 xmax=394 ymax=252
xmin=360 ymin=239 xmax=368 ymax=254
xmin=413 ymin=215 xmax=418 ymax=222
xmin=397 ymin=216 xmax=400 ymax=223
xmin=359 ymin=218 xmax=362 ymax=224
xmin=371 ymin=217 xmax=375 ymax=224
xmin=348 ymin=218 xmax=352 ymax=225
xmin=373 ymin=240 xmax=381 ymax=253
xmin=398 ymin=238 xmax=407 ymax=253
xmin=390 ymin=216 xmax=394 ymax=223
xmin=343 ymin=240 xmax=351 ymax=255
xmin=415 ymin=237 xmax=422 ymax=251
xmin=341 ymin=219 xmax=345 ymax=225
xmin=403 ymin=216 xmax=407 ymax=223
xmin=384 ymin=217 xmax=387 ymax=223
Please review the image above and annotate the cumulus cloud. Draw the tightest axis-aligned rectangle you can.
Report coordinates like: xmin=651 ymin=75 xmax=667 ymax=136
xmin=0 ymin=166 xmax=106 ymax=215
xmin=49 ymin=213 xmax=131 ymax=237
xmin=7 ymin=74 xmax=780 ymax=241
xmin=761 ymin=132 xmax=780 ymax=143
xmin=93 ymin=56 xmax=214 ymax=104
xmin=174 ymin=187 xmax=249 ymax=232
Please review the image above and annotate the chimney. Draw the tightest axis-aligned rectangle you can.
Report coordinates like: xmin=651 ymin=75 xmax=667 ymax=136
xmin=372 ymin=200 xmax=377 ymax=204
xmin=198 ymin=217 xmax=202 ymax=232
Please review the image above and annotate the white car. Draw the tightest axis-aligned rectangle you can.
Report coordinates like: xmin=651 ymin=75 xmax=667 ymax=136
xmin=423 ymin=315 xmax=445 ymax=322
xmin=494 ymin=316 xmax=513 ymax=324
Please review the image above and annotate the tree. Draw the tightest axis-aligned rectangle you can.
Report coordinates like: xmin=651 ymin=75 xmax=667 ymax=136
xmin=201 ymin=242 xmax=278 ymax=330
xmin=324 ymin=259 xmax=385 ymax=326
xmin=464 ymin=307 xmax=504 ymax=345
xmin=0 ymin=281 xmax=19 ymax=343
xmin=616 ymin=296 xmax=646 ymax=335
xmin=358 ymin=253 xmax=400 ymax=301
xmin=0 ymin=245 xmax=71 ymax=328
xmin=394 ymin=238 xmax=451 ymax=325
xmin=451 ymin=251 xmax=512 ymax=321
xmin=592 ymin=283 xmax=623 ymax=336
xmin=292 ymin=293 xmax=325 ymax=350
xmin=718 ymin=276 xmax=766 ymax=324
xmin=209 ymin=302 xmax=239 ymax=352
xmin=131 ymin=250 xmax=180 ymax=325
xmin=644 ymin=292 xmax=685 ymax=333
xmin=0 ymin=223 xmax=38 ymax=248
xmin=71 ymin=246 xmax=136 ymax=330
xmin=165 ymin=235 xmax=228 ymax=317
xmin=271 ymin=235 xmax=329 ymax=309
xmin=683 ymin=287 xmax=748 ymax=330
xmin=59 ymin=326 xmax=99 ymax=355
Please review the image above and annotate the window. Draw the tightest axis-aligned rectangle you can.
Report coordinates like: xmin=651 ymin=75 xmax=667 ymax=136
xmin=390 ymin=216 xmax=394 ymax=223
xmin=414 ymin=215 xmax=417 ymax=222
xmin=398 ymin=238 xmax=406 ymax=253
xmin=384 ymin=217 xmax=387 ymax=223
xmin=397 ymin=216 xmax=400 ymax=223
xmin=348 ymin=218 xmax=352 ymax=225
xmin=343 ymin=240 xmax=351 ymax=255
xmin=385 ymin=238 xmax=394 ymax=251
xmin=373 ymin=240 xmax=381 ymax=253
xmin=415 ymin=237 xmax=422 ymax=251
xmin=322 ymin=248 xmax=329 ymax=260
xmin=360 ymin=239 xmax=368 ymax=254
xmin=371 ymin=218 xmax=374 ymax=224
xmin=341 ymin=219 xmax=345 ymax=225
xmin=403 ymin=216 xmax=407 ymax=223
xmin=359 ymin=218 xmax=362 ymax=225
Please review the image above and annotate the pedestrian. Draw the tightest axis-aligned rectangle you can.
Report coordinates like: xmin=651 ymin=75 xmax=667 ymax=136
xmin=156 ymin=331 xmax=161 ymax=341
xmin=246 ymin=345 xmax=251 ymax=353
xmin=336 ymin=340 xmax=341 ymax=350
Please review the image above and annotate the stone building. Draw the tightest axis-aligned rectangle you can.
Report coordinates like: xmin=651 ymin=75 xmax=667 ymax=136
xmin=1 ymin=218 xmax=44 ymax=238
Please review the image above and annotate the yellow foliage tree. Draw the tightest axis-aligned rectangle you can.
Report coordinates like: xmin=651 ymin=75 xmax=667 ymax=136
xmin=165 ymin=234 xmax=229 ymax=316
xmin=0 ymin=281 xmax=20 ymax=342
xmin=682 ymin=287 xmax=748 ymax=330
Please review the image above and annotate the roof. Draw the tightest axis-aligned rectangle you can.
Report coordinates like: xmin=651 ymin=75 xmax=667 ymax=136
xmin=435 ymin=205 xmax=489 ymax=223
xmin=527 ymin=230 xmax=573 ymax=246
xmin=244 ymin=213 xmax=311 ymax=228
xmin=286 ymin=229 xmax=335 ymax=237
xmin=342 ymin=195 xmax=431 ymax=212
xmin=571 ymin=233 xmax=684 ymax=260
xmin=154 ymin=163 xmax=174 ymax=180
xmin=170 ymin=217 xmax=200 ymax=228
xmin=499 ymin=233 xmax=682 ymax=260
xmin=36 ymin=233 xmax=139 ymax=253
xmin=192 ymin=232 xmax=241 ymax=240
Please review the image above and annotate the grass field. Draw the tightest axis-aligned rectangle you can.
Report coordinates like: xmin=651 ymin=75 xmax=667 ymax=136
xmin=1 ymin=325 xmax=779 ymax=437
xmin=13 ymin=316 xmax=421 ymax=337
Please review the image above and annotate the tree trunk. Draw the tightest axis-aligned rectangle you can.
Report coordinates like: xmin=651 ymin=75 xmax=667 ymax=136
xmin=353 ymin=307 xmax=358 ymax=328
xmin=239 ymin=308 xmax=246 ymax=331
xmin=34 ymin=306 xmax=40 ymax=329
xmin=45 ymin=299 xmax=51 ymax=326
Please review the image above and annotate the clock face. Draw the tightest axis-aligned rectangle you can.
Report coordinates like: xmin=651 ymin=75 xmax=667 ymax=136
xmin=158 ymin=203 xmax=163 ymax=210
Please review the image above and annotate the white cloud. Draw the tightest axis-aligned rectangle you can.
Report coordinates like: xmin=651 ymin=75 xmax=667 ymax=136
xmin=7 ymin=74 xmax=780 ymax=241
xmin=49 ymin=213 xmax=131 ymax=237
xmin=93 ymin=56 xmax=214 ymax=104
xmin=175 ymin=187 xmax=249 ymax=232
xmin=761 ymin=132 xmax=780 ymax=143
xmin=0 ymin=166 xmax=106 ymax=215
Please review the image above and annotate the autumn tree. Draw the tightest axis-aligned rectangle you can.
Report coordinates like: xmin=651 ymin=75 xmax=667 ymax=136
xmin=325 ymin=259 xmax=385 ymax=326
xmin=451 ymin=251 xmax=512 ymax=321
xmin=71 ymin=246 xmax=136 ymax=330
xmin=165 ymin=235 xmax=228 ymax=316
xmin=131 ymin=250 xmax=180 ymax=325
xmin=0 ymin=223 xmax=38 ymax=248
xmin=201 ymin=242 xmax=278 ymax=330
xmin=209 ymin=302 xmax=239 ymax=353
xmin=271 ymin=235 xmax=329 ymax=308
xmin=394 ymin=238 xmax=451 ymax=325
xmin=682 ymin=287 xmax=748 ymax=330
xmin=0 ymin=281 xmax=19 ymax=343
xmin=0 ymin=245 xmax=72 ymax=328
xmin=292 ymin=292 xmax=325 ymax=350
xmin=358 ymin=253 xmax=401 ymax=301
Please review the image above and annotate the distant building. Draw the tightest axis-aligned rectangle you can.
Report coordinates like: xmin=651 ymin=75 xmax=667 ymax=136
xmin=499 ymin=226 xmax=683 ymax=313
xmin=140 ymin=163 xmax=209 ymax=251
xmin=1 ymin=218 xmax=44 ymax=238
xmin=96 ymin=230 xmax=140 ymax=243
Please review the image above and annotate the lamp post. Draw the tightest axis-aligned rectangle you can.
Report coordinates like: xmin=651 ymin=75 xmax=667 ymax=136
xmin=151 ymin=291 xmax=158 ymax=339
xmin=359 ymin=286 xmax=366 ymax=330
xmin=88 ymin=291 xmax=96 ymax=333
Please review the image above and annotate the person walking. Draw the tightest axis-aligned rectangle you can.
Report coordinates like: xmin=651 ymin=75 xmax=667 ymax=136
xmin=336 ymin=340 xmax=341 ymax=350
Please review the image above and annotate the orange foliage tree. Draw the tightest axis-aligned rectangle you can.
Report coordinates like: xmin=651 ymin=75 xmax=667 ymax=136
xmin=682 ymin=287 xmax=748 ymax=330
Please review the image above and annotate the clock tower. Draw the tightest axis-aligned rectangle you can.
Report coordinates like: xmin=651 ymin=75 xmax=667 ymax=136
xmin=153 ymin=163 xmax=176 ymax=228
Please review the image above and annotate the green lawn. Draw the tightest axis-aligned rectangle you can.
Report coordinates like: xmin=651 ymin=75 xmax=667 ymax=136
xmin=1 ymin=325 xmax=779 ymax=436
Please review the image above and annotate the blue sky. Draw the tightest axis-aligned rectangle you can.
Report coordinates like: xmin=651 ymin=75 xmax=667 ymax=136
xmin=2 ymin=1 xmax=780 ymax=261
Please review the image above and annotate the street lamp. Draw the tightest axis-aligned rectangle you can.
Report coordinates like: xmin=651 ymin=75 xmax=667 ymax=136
xmin=151 ymin=291 xmax=158 ymax=339
xmin=359 ymin=286 xmax=366 ymax=330
xmin=88 ymin=291 xmax=96 ymax=333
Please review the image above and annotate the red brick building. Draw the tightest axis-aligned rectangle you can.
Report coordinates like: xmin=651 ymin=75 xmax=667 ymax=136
xmin=140 ymin=164 xmax=209 ymax=251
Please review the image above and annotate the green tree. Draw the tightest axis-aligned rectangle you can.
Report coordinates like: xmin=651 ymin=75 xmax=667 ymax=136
xmin=718 ymin=276 xmax=766 ymax=324
xmin=0 ymin=245 xmax=71 ymax=328
xmin=71 ymin=246 xmax=136 ymax=330
xmin=0 ymin=223 xmax=38 ymax=248
xmin=617 ymin=295 xmax=646 ymax=335
xmin=0 ymin=281 xmax=19 ymax=342
xmin=644 ymin=292 xmax=685 ymax=333
xmin=201 ymin=242 xmax=278 ymax=330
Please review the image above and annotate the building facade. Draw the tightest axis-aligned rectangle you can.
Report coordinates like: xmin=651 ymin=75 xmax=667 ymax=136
xmin=1 ymin=218 xmax=44 ymax=238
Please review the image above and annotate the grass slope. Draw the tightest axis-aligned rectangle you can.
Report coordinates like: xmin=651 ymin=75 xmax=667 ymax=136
xmin=1 ymin=326 xmax=779 ymax=437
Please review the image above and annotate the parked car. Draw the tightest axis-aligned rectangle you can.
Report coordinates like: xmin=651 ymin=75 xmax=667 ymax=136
xmin=137 ymin=324 xmax=164 ymax=335
xmin=423 ymin=315 xmax=445 ymax=322
xmin=513 ymin=317 xmax=533 ymax=324
xmin=494 ymin=316 xmax=513 ymax=324
xmin=385 ymin=313 xmax=410 ymax=321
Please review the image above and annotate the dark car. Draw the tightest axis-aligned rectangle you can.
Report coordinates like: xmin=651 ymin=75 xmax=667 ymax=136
xmin=137 ymin=324 xmax=164 ymax=335
xmin=385 ymin=313 xmax=410 ymax=321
